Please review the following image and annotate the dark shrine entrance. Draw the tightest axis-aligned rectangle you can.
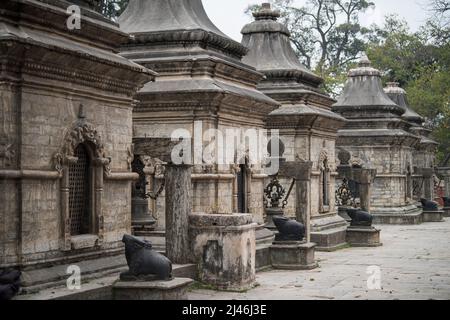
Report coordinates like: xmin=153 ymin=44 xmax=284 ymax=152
xmin=237 ymin=164 xmax=248 ymax=213
xmin=68 ymin=144 xmax=91 ymax=236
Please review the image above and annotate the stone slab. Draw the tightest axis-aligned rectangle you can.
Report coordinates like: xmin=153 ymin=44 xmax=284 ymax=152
xmin=311 ymin=227 xmax=348 ymax=252
xmin=113 ymin=278 xmax=194 ymax=300
xmin=70 ymin=235 xmax=99 ymax=250
xmin=346 ymin=227 xmax=382 ymax=247
xmin=444 ymin=208 xmax=450 ymax=218
xmin=270 ymin=242 xmax=318 ymax=270
xmin=256 ymin=244 xmax=271 ymax=272
xmin=422 ymin=210 xmax=445 ymax=223
xmin=372 ymin=212 xmax=423 ymax=225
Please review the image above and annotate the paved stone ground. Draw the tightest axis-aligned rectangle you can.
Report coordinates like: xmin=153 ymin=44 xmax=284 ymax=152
xmin=188 ymin=220 xmax=450 ymax=300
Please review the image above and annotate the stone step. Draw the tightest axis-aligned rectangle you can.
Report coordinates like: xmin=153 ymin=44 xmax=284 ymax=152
xmin=20 ymin=254 xmax=128 ymax=294
xmin=15 ymin=264 xmax=197 ymax=300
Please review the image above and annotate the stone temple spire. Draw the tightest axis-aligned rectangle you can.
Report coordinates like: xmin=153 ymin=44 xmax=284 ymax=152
xmin=241 ymin=3 xmax=322 ymax=86
xmin=384 ymin=82 xmax=438 ymax=148
xmin=333 ymin=53 xmax=406 ymax=118
xmin=384 ymin=82 xmax=424 ymax=126
xmin=119 ymin=0 xmax=248 ymax=60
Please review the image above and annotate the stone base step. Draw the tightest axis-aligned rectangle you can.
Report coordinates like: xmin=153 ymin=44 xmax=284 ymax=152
xmin=311 ymin=227 xmax=348 ymax=252
xmin=15 ymin=264 xmax=197 ymax=300
xmin=372 ymin=212 xmax=423 ymax=225
xmin=19 ymin=254 xmax=128 ymax=295
xmin=422 ymin=211 xmax=445 ymax=223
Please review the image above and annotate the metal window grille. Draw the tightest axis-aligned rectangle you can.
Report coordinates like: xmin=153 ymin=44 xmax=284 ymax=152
xmin=69 ymin=144 xmax=90 ymax=235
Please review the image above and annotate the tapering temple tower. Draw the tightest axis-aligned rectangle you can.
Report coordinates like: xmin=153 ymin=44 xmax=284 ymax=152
xmin=333 ymin=56 xmax=422 ymax=224
xmin=241 ymin=3 xmax=348 ymax=250
xmin=384 ymin=82 xmax=439 ymax=202
xmin=119 ymin=0 xmax=279 ymax=229
xmin=0 ymin=0 xmax=154 ymax=292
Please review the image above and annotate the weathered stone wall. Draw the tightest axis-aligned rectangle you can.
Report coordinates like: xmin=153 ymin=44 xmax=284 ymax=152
xmin=343 ymin=145 xmax=415 ymax=209
xmin=276 ymin=132 xmax=339 ymax=218
xmin=135 ymin=117 xmax=270 ymax=229
xmin=1 ymin=85 xmax=136 ymax=267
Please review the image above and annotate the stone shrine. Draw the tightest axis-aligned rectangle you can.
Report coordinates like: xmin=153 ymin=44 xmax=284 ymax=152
xmin=383 ymin=82 xmax=439 ymax=204
xmin=333 ymin=55 xmax=422 ymax=224
xmin=0 ymin=0 xmax=154 ymax=292
xmin=119 ymin=0 xmax=279 ymax=232
xmin=241 ymin=3 xmax=348 ymax=250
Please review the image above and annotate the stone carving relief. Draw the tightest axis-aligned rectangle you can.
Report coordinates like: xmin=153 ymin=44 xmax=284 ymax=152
xmin=0 ymin=137 xmax=15 ymax=167
xmin=54 ymin=110 xmax=110 ymax=175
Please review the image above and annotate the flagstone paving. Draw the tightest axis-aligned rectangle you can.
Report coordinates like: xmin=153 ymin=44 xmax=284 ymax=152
xmin=188 ymin=219 xmax=450 ymax=300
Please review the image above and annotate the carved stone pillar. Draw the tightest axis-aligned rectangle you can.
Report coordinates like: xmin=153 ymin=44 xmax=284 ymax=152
xmin=279 ymin=161 xmax=313 ymax=242
xmin=165 ymin=163 xmax=192 ymax=264
xmin=353 ymin=168 xmax=377 ymax=213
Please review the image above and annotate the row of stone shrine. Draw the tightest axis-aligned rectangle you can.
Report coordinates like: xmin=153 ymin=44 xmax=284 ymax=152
xmin=0 ymin=0 xmax=448 ymax=294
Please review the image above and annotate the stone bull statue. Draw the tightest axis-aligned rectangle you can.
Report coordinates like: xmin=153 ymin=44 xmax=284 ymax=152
xmin=420 ymin=198 xmax=439 ymax=211
xmin=273 ymin=216 xmax=305 ymax=242
xmin=346 ymin=208 xmax=373 ymax=227
xmin=121 ymin=234 xmax=172 ymax=281
xmin=442 ymin=197 xmax=450 ymax=207
xmin=0 ymin=269 xmax=21 ymax=300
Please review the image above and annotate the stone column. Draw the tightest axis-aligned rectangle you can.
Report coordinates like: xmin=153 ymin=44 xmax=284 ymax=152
xmin=437 ymin=167 xmax=450 ymax=197
xmin=353 ymin=168 xmax=377 ymax=213
xmin=165 ymin=164 xmax=192 ymax=264
xmin=423 ymin=169 xmax=434 ymax=200
xmin=279 ymin=161 xmax=313 ymax=242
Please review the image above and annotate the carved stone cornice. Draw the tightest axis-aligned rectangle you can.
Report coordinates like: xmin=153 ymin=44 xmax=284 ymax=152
xmin=125 ymin=30 xmax=248 ymax=61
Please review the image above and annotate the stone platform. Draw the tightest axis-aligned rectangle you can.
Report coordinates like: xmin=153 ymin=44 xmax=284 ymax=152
xmin=422 ymin=210 xmax=445 ymax=223
xmin=346 ymin=226 xmax=382 ymax=247
xmin=372 ymin=205 xmax=423 ymax=225
xmin=310 ymin=215 xmax=348 ymax=252
xmin=113 ymin=278 xmax=193 ymax=300
xmin=15 ymin=264 xmax=197 ymax=300
xmin=270 ymin=242 xmax=318 ymax=270
xmin=189 ymin=220 xmax=450 ymax=300
xmin=444 ymin=207 xmax=450 ymax=218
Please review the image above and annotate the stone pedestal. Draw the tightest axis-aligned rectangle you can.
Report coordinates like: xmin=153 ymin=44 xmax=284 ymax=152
xmin=346 ymin=227 xmax=382 ymax=247
xmin=270 ymin=241 xmax=318 ymax=270
xmin=443 ymin=207 xmax=450 ymax=218
xmin=165 ymin=164 xmax=192 ymax=264
xmin=310 ymin=215 xmax=348 ymax=252
xmin=189 ymin=213 xmax=257 ymax=291
xmin=113 ymin=278 xmax=193 ymax=300
xmin=422 ymin=210 xmax=445 ymax=222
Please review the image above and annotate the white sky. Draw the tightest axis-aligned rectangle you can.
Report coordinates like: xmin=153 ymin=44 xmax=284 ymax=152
xmin=203 ymin=0 xmax=431 ymax=42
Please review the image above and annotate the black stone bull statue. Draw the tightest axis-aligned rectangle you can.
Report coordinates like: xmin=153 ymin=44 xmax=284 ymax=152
xmin=121 ymin=234 xmax=172 ymax=281
xmin=346 ymin=208 xmax=373 ymax=227
xmin=273 ymin=216 xmax=305 ymax=242
xmin=0 ymin=269 xmax=21 ymax=300
xmin=420 ymin=198 xmax=439 ymax=211
xmin=442 ymin=197 xmax=450 ymax=207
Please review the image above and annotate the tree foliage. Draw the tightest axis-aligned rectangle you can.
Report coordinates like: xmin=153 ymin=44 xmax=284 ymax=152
xmin=367 ymin=14 xmax=450 ymax=163
xmin=97 ymin=0 xmax=128 ymax=20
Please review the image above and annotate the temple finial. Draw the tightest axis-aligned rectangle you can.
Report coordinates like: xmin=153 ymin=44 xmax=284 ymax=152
xmin=358 ymin=52 xmax=372 ymax=67
xmin=253 ymin=3 xmax=281 ymax=20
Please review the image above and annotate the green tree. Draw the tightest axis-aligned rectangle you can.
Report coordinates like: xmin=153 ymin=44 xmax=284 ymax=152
xmin=367 ymin=15 xmax=450 ymax=163
xmin=97 ymin=0 xmax=128 ymax=20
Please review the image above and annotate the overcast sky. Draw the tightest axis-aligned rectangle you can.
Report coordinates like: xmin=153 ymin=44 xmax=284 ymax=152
xmin=203 ymin=0 xmax=431 ymax=42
